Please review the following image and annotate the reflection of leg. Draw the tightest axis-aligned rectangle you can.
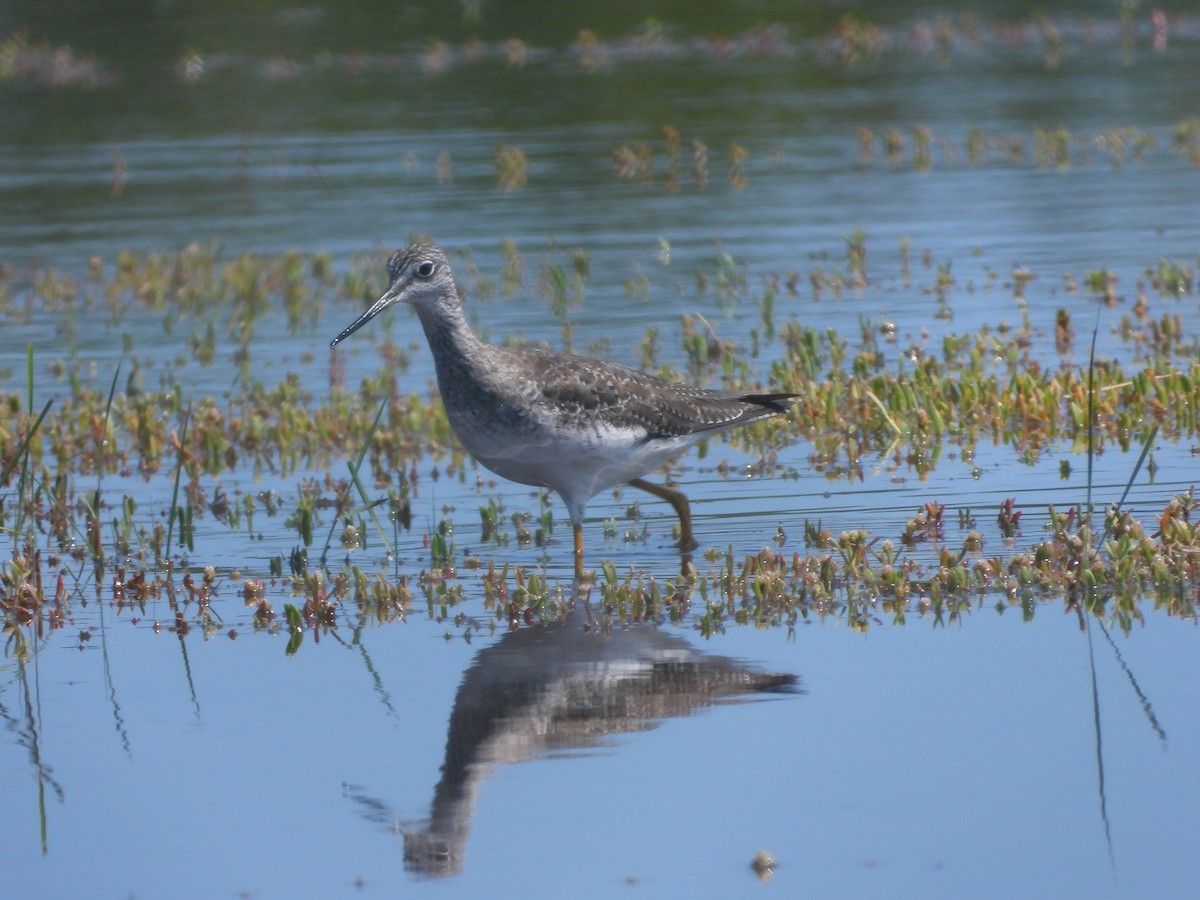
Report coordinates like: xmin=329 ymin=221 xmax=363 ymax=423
xmin=627 ymin=478 xmax=698 ymax=552
xmin=573 ymin=521 xmax=585 ymax=578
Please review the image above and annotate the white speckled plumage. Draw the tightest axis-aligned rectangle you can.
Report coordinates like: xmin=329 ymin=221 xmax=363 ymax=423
xmin=332 ymin=242 xmax=795 ymax=573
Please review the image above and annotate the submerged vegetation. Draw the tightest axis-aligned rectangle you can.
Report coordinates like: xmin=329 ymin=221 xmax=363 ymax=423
xmin=2 ymin=234 xmax=1199 ymax=656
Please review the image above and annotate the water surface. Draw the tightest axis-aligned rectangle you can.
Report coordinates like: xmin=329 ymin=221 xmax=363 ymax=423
xmin=2 ymin=3 xmax=1199 ymax=897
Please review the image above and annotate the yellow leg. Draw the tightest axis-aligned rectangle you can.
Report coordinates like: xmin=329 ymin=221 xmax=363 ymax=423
xmin=628 ymin=478 xmax=698 ymax=552
xmin=574 ymin=521 xmax=585 ymax=578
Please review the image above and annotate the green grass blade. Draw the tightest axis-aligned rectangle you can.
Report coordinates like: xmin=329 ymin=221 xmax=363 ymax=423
xmin=26 ymin=344 xmax=34 ymax=421
xmin=100 ymin=363 xmax=122 ymax=467
xmin=319 ymin=397 xmax=393 ymax=568
xmin=1 ymin=399 xmax=53 ymax=488
xmin=1098 ymin=424 xmax=1158 ymax=548
xmin=164 ymin=405 xmax=192 ymax=563
xmin=84 ymin=363 xmax=124 ymax=551
xmin=1085 ymin=319 xmax=1098 ymax=545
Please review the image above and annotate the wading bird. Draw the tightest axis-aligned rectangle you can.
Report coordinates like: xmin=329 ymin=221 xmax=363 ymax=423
xmin=331 ymin=243 xmax=795 ymax=576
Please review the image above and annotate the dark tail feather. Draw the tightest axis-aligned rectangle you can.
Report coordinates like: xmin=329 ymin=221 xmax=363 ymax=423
xmin=739 ymin=393 xmax=798 ymax=415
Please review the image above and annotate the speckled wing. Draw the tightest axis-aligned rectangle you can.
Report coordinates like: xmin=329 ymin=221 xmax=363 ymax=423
xmin=522 ymin=350 xmax=795 ymax=439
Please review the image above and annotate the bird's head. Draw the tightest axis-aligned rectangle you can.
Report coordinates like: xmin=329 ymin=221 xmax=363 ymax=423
xmin=330 ymin=242 xmax=455 ymax=347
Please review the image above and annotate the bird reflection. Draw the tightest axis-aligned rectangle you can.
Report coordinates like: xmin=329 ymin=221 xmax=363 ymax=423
xmin=353 ymin=609 xmax=798 ymax=877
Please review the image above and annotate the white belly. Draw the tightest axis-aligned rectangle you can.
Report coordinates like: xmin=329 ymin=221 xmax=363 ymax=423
xmin=451 ymin=408 xmax=698 ymax=507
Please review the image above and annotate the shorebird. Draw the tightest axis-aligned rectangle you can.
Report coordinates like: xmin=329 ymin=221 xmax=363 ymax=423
xmin=331 ymin=242 xmax=795 ymax=575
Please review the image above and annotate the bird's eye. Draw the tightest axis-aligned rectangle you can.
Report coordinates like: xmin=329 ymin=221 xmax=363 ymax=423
xmin=416 ymin=261 xmax=435 ymax=278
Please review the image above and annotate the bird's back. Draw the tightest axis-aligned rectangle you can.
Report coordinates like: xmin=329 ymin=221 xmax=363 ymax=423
xmin=490 ymin=346 xmax=792 ymax=439
xmin=434 ymin=342 xmax=793 ymax=499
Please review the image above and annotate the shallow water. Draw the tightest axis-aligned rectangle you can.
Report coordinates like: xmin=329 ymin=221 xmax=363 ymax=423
xmin=3 ymin=3 xmax=1200 ymax=897
xmin=5 ymin=588 xmax=1199 ymax=898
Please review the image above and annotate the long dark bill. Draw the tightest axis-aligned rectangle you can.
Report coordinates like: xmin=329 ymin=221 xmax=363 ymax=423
xmin=330 ymin=291 xmax=394 ymax=347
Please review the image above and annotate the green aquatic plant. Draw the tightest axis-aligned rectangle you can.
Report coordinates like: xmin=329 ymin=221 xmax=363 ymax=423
xmin=495 ymin=145 xmax=528 ymax=189
xmin=2 ymin=240 xmax=1200 ymax=649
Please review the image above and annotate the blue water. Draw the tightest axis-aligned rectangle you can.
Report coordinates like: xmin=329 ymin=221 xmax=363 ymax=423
xmin=4 ymin=594 xmax=1195 ymax=898
xmin=3 ymin=4 xmax=1199 ymax=897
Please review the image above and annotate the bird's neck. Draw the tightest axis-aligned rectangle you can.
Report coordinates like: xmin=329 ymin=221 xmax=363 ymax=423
xmin=413 ymin=296 xmax=485 ymax=375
